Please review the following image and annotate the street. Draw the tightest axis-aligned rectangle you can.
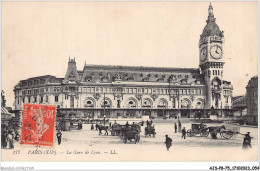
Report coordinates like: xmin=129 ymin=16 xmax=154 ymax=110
xmin=1 ymin=121 xmax=258 ymax=161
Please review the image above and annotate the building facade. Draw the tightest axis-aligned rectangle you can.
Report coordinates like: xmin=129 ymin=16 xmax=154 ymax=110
xmin=13 ymin=4 xmax=233 ymax=119
xmin=246 ymin=76 xmax=258 ymax=125
xmin=232 ymin=96 xmax=247 ymax=117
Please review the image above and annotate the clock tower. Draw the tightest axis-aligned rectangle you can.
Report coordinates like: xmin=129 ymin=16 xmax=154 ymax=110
xmin=199 ymin=3 xmax=225 ymax=109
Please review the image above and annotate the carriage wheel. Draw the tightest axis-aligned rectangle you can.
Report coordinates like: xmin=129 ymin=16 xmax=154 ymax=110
xmin=187 ymin=129 xmax=193 ymax=137
xmin=231 ymin=132 xmax=237 ymax=139
xmin=222 ymin=131 xmax=233 ymax=139
xmin=111 ymin=132 xmax=115 ymax=136
xmin=200 ymin=131 xmax=209 ymax=137
xmin=129 ymin=139 xmax=132 ymax=142
xmin=116 ymin=131 xmax=120 ymax=136
xmin=187 ymin=129 xmax=191 ymax=137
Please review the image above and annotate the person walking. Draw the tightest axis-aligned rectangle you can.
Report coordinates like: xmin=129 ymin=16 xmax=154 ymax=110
xmin=164 ymin=135 xmax=172 ymax=151
xmin=182 ymin=127 xmax=186 ymax=139
xmin=7 ymin=131 xmax=14 ymax=149
xmin=1 ymin=129 xmax=8 ymax=149
xmin=174 ymin=123 xmax=177 ymax=133
xmin=77 ymin=122 xmax=80 ymax=131
xmin=91 ymin=123 xmax=94 ymax=130
xmin=56 ymin=130 xmax=62 ymax=145
xmin=178 ymin=121 xmax=182 ymax=132
xmin=242 ymin=132 xmax=252 ymax=149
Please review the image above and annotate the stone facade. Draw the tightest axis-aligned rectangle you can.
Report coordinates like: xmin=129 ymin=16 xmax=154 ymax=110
xmin=246 ymin=76 xmax=258 ymax=125
xmin=13 ymin=4 xmax=233 ymax=119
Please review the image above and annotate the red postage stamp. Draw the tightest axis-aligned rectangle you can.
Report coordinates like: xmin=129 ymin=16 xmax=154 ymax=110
xmin=20 ymin=104 xmax=56 ymax=146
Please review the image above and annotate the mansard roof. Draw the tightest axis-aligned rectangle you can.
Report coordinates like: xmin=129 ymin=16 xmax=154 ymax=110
xmin=15 ymin=75 xmax=63 ymax=88
xmin=79 ymin=64 xmax=205 ymax=85
xmin=83 ymin=64 xmax=200 ymax=73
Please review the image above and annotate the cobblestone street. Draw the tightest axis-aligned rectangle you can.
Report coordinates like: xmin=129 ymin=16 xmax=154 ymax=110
xmin=2 ymin=121 xmax=258 ymax=161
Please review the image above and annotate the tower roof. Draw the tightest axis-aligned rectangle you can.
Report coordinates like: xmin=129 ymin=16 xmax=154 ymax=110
xmin=201 ymin=3 xmax=223 ymax=38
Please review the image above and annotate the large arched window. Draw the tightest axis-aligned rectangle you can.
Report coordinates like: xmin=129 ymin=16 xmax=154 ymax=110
xmin=157 ymin=99 xmax=168 ymax=108
xmin=212 ymin=78 xmax=221 ymax=90
xmin=126 ymin=98 xmax=137 ymax=108
xmin=181 ymin=99 xmax=191 ymax=109
xmin=85 ymin=98 xmax=95 ymax=108
xmin=142 ymin=99 xmax=152 ymax=108
xmin=101 ymin=98 xmax=112 ymax=108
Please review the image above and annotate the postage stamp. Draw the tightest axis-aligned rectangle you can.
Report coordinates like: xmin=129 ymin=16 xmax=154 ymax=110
xmin=20 ymin=104 xmax=56 ymax=146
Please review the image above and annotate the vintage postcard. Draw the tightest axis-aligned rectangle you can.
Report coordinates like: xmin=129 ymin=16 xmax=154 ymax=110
xmin=1 ymin=1 xmax=258 ymax=164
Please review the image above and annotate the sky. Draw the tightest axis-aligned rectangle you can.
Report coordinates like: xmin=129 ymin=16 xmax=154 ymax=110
xmin=2 ymin=1 xmax=258 ymax=108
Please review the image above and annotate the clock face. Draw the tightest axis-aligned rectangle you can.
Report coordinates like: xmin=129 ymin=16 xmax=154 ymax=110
xmin=210 ymin=45 xmax=223 ymax=59
xmin=200 ymin=47 xmax=207 ymax=61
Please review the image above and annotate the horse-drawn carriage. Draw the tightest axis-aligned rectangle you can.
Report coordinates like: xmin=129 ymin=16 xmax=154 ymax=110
xmin=144 ymin=126 xmax=156 ymax=137
xmin=123 ymin=129 xmax=140 ymax=144
xmin=187 ymin=124 xmax=240 ymax=139
xmin=111 ymin=124 xmax=122 ymax=136
xmin=187 ymin=123 xmax=209 ymax=137
xmin=117 ymin=124 xmax=141 ymax=143
xmin=207 ymin=125 xmax=240 ymax=139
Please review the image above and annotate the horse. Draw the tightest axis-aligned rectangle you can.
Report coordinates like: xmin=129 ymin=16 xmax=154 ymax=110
xmin=208 ymin=125 xmax=226 ymax=138
xmin=96 ymin=124 xmax=109 ymax=135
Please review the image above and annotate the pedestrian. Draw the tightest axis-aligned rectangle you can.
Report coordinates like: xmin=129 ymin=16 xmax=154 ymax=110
xmin=151 ymin=119 xmax=153 ymax=125
xmin=80 ymin=122 xmax=83 ymax=130
xmin=7 ymin=131 xmax=14 ymax=149
xmin=91 ymin=123 xmax=94 ymax=130
xmin=56 ymin=130 xmax=62 ymax=145
xmin=211 ymin=129 xmax=217 ymax=139
xmin=164 ymin=135 xmax=172 ymax=151
xmin=15 ymin=131 xmax=20 ymax=141
xmin=146 ymin=120 xmax=149 ymax=126
xmin=126 ymin=121 xmax=129 ymax=128
xmin=95 ymin=123 xmax=98 ymax=131
xmin=242 ymin=132 xmax=252 ymax=149
xmin=178 ymin=121 xmax=182 ymax=132
xmin=174 ymin=123 xmax=177 ymax=133
xmin=182 ymin=127 xmax=186 ymax=139
xmin=2 ymin=130 xmax=8 ymax=149
xmin=109 ymin=122 xmax=112 ymax=128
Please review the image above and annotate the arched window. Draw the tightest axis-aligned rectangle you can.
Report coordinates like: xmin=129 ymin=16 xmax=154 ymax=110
xmin=142 ymin=99 xmax=152 ymax=108
xmin=101 ymin=99 xmax=111 ymax=108
xmin=213 ymin=80 xmax=220 ymax=90
xmin=181 ymin=99 xmax=191 ymax=109
xmin=85 ymin=99 xmax=95 ymax=108
xmin=127 ymin=100 xmax=136 ymax=108
xmin=157 ymin=99 xmax=168 ymax=108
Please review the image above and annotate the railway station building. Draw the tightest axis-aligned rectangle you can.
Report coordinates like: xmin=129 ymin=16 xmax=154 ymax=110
xmin=13 ymin=4 xmax=233 ymax=120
